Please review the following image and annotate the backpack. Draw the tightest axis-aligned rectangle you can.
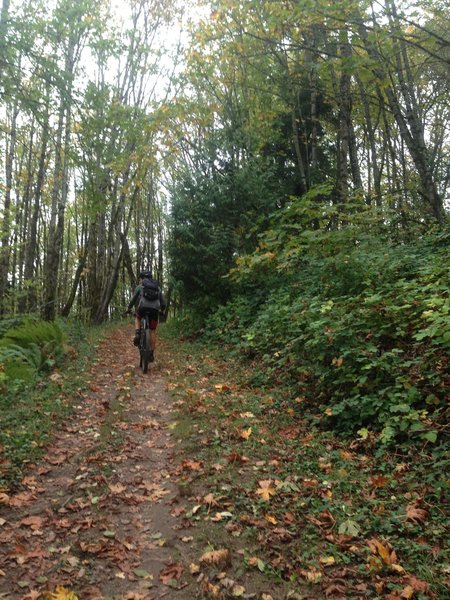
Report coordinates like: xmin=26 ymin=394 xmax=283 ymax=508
xmin=141 ymin=278 xmax=159 ymax=301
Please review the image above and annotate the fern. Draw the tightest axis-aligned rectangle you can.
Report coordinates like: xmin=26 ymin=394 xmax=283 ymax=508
xmin=0 ymin=317 xmax=24 ymax=338
xmin=3 ymin=320 xmax=64 ymax=357
xmin=0 ymin=344 xmax=43 ymax=382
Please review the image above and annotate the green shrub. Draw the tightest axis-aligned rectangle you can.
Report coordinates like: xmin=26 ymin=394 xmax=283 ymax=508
xmin=203 ymin=226 xmax=449 ymax=443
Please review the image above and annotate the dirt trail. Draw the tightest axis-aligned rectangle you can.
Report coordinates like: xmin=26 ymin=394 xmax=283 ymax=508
xmin=0 ymin=327 xmax=193 ymax=599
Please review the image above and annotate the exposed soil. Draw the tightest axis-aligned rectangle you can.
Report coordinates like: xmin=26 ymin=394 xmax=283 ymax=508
xmin=0 ymin=327 xmax=194 ymax=599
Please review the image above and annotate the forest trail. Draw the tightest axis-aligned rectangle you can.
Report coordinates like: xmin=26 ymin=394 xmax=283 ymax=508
xmin=0 ymin=326 xmax=193 ymax=599
xmin=0 ymin=326 xmax=445 ymax=600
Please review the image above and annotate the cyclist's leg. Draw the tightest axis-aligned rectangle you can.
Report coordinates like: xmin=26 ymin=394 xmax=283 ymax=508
xmin=133 ymin=311 xmax=142 ymax=346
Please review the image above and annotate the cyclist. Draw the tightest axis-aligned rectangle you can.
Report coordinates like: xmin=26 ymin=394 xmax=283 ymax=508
xmin=127 ymin=270 xmax=166 ymax=362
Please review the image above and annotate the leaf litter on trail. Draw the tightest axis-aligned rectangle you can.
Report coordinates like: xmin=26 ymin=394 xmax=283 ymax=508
xmin=159 ymin=562 xmax=184 ymax=587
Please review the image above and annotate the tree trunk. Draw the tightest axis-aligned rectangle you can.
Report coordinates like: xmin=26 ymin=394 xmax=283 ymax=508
xmin=23 ymin=101 xmax=49 ymax=311
xmin=42 ymin=36 xmax=75 ymax=320
xmin=356 ymin=8 xmax=445 ymax=222
xmin=0 ymin=103 xmax=19 ymax=314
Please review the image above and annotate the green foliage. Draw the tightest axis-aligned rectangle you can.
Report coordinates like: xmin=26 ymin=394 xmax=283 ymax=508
xmin=168 ymin=159 xmax=281 ymax=317
xmin=0 ymin=318 xmax=65 ymax=384
xmin=203 ymin=223 xmax=449 ymax=443
xmin=0 ymin=319 xmax=96 ymax=487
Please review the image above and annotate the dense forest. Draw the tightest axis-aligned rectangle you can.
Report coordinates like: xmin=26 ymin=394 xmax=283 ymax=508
xmin=0 ymin=0 xmax=449 ymax=441
xmin=0 ymin=1 xmax=449 ymax=597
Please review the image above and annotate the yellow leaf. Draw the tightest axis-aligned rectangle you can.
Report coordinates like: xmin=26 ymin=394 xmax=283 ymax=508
xmin=214 ymin=383 xmax=231 ymax=392
xmin=400 ymin=585 xmax=415 ymax=599
xmin=240 ymin=427 xmax=252 ymax=440
xmin=48 ymin=588 xmax=79 ymax=600
xmin=264 ymin=514 xmax=278 ymax=525
xmin=319 ymin=555 xmax=336 ymax=566
xmin=256 ymin=480 xmax=276 ymax=501
xmin=299 ymin=567 xmax=322 ymax=583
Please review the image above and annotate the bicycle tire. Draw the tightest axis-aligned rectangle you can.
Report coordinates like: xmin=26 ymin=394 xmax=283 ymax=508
xmin=141 ymin=327 xmax=150 ymax=373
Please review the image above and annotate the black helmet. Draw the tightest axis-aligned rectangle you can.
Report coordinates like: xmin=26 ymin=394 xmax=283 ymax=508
xmin=139 ymin=270 xmax=152 ymax=279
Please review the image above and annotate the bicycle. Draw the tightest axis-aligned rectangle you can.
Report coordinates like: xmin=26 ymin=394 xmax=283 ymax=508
xmin=138 ymin=313 xmax=153 ymax=373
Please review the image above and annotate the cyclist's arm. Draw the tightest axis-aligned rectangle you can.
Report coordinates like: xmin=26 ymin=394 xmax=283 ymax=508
xmin=127 ymin=286 xmax=141 ymax=311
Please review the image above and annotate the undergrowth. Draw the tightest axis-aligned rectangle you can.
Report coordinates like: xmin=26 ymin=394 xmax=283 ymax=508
xmin=161 ymin=328 xmax=450 ymax=599
xmin=0 ymin=318 xmax=103 ymax=489
xmin=198 ymin=228 xmax=449 ymax=445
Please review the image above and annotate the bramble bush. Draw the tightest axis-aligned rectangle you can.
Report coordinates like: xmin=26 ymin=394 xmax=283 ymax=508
xmin=203 ymin=214 xmax=449 ymax=443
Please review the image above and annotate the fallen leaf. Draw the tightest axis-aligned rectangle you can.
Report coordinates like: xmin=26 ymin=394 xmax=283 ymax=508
xmin=108 ymin=483 xmax=127 ymax=495
xmin=256 ymin=480 xmax=276 ymax=501
xmin=368 ymin=537 xmax=401 ymax=571
xmin=211 ymin=511 xmax=233 ymax=521
xmin=182 ymin=459 xmax=203 ymax=471
xmin=226 ymin=452 xmax=248 ymax=463
xmin=299 ymin=567 xmax=322 ymax=583
xmin=240 ymin=427 xmax=252 ymax=440
xmin=46 ymin=587 xmax=79 ymax=600
xmin=406 ymin=501 xmax=427 ymax=525
xmin=404 ymin=575 xmax=429 ymax=594
xmin=232 ymin=584 xmax=246 ymax=597
xmin=200 ymin=549 xmax=231 ymax=568
xmin=20 ymin=516 xmax=44 ymax=531
xmin=159 ymin=563 xmax=183 ymax=585
xmin=400 ymin=585 xmax=414 ymax=599
xmin=264 ymin=514 xmax=278 ymax=525
xmin=369 ymin=475 xmax=389 ymax=488
xmin=214 ymin=384 xmax=231 ymax=392
xmin=203 ymin=493 xmax=218 ymax=506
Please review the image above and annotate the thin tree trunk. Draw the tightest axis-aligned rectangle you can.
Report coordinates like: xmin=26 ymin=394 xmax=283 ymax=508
xmin=42 ymin=37 xmax=76 ymax=320
xmin=356 ymin=8 xmax=445 ymax=221
xmin=61 ymin=252 xmax=87 ymax=317
xmin=23 ymin=101 xmax=49 ymax=311
xmin=0 ymin=103 xmax=19 ymax=313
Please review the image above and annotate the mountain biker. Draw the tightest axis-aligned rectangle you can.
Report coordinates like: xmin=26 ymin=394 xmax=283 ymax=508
xmin=126 ymin=270 xmax=166 ymax=362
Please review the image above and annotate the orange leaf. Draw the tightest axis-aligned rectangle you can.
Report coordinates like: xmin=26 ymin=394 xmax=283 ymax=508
xmin=200 ymin=548 xmax=231 ymax=567
xmin=182 ymin=459 xmax=203 ymax=471
xmin=369 ymin=475 xmax=389 ymax=488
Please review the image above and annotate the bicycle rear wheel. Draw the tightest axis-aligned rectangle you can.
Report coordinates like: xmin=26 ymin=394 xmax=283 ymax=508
xmin=142 ymin=328 xmax=151 ymax=373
